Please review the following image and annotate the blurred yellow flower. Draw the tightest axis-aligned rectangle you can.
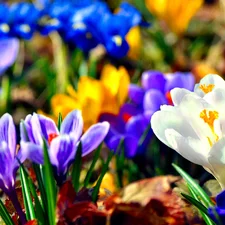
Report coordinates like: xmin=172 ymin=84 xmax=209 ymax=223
xmin=48 ymin=64 xmax=130 ymax=131
xmin=145 ymin=0 xmax=203 ymax=34
xmin=125 ymin=26 xmax=142 ymax=60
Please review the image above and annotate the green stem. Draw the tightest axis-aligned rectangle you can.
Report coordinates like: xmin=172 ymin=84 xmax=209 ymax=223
xmin=50 ymin=32 xmax=68 ymax=93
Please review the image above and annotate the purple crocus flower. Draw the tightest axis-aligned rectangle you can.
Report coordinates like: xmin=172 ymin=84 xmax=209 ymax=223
xmin=0 ymin=38 xmax=19 ymax=75
xmin=100 ymin=70 xmax=195 ymax=158
xmin=0 ymin=113 xmax=26 ymax=224
xmin=20 ymin=110 xmax=109 ymax=184
xmin=208 ymin=189 xmax=225 ymax=224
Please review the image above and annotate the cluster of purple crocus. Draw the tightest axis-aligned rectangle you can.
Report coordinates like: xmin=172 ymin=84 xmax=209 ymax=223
xmin=0 ymin=110 xmax=109 ymax=223
xmin=100 ymin=71 xmax=195 ymax=158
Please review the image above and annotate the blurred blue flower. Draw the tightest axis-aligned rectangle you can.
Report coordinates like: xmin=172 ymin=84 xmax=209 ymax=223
xmin=208 ymin=190 xmax=225 ymax=224
xmin=20 ymin=110 xmax=109 ymax=185
xmin=9 ymin=2 xmax=41 ymax=39
xmin=100 ymin=71 xmax=195 ymax=158
xmin=64 ymin=1 xmax=109 ymax=52
xmin=0 ymin=4 xmax=11 ymax=38
xmin=0 ymin=38 xmax=19 ymax=75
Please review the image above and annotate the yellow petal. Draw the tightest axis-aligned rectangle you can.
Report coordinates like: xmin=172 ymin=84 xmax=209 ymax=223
xmin=145 ymin=0 xmax=167 ymax=18
xmin=77 ymin=76 xmax=104 ymax=105
xmin=51 ymin=94 xmax=81 ymax=119
xmin=145 ymin=0 xmax=203 ymax=34
xmin=101 ymin=64 xmax=130 ymax=108
xmin=125 ymin=26 xmax=142 ymax=60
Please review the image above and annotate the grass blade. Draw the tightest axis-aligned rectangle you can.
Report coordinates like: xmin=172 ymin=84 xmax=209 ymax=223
xmin=71 ymin=142 xmax=82 ymax=192
xmin=187 ymin=184 xmax=217 ymax=225
xmin=83 ymin=143 xmax=102 ymax=187
xmin=33 ymin=164 xmax=48 ymax=213
xmin=172 ymin=163 xmax=214 ymax=207
xmin=92 ymin=151 xmax=114 ymax=202
xmin=0 ymin=199 xmax=14 ymax=225
xmin=20 ymin=166 xmax=36 ymax=220
xmin=43 ymin=139 xmax=57 ymax=225
xmin=181 ymin=193 xmax=208 ymax=215
xmin=57 ymin=113 xmax=62 ymax=130
xmin=27 ymin=176 xmax=46 ymax=225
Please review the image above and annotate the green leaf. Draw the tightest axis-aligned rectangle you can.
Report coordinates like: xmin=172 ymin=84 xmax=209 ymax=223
xmin=172 ymin=163 xmax=214 ymax=207
xmin=71 ymin=142 xmax=82 ymax=192
xmin=181 ymin=193 xmax=208 ymax=215
xmin=33 ymin=164 xmax=48 ymax=214
xmin=57 ymin=113 xmax=62 ymax=130
xmin=43 ymin=139 xmax=57 ymax=225
xmin=83 ymin=143 xmax=102 ymax=187
xmin=187 ymin=184 xmax=217 ymax=225
xmin=116 ymin=142 xmax=125 ymax=188
xmin=0 ymin=199 xmax=14 ymax=225
xmin=92 ymin=151 xmax=114 ymax=202
xmin=20 ymin=166 xmax=36 ymax=220
xmin=27 ymin=175 xmax=46 ymax=225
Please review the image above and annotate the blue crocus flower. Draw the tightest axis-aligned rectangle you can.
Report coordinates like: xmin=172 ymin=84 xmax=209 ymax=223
xmin=64 ymin=1 xmax=109 ymax=52
xmin=20 ymin=110 xmax=109 ymax=185
xmin=100 ymin=71 xmax=195 ymax=158
xmin=38 ymin=1 xmax=74 ymax=35
xmin=0 ymin=4 xmax=11 ymax=38
xmin=90 ymin=2 xmax=144 ymax=58
xmin=9 ymin=2 xmax=41 ymax=39
xmin=0 ymin=38 xmax=19 ymax=75
xmin=208 ymin=190 xmax=225 ymax=224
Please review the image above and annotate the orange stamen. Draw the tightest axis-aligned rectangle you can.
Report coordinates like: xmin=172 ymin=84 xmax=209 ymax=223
xmin=122 ymin=113 xmax=132 ymax=123
xmin=165 ymin=91 xmax=173 ymax=105
xmin=48 ymin=133 xmax=59 ymax=144
xmin=200 ymin=109 xmax=219 ymax=146
xmin=199 ymin=84 xmax=215 ymax=94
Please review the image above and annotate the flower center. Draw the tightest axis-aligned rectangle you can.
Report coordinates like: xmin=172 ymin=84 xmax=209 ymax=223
xmin=122 ymin=113 xmax=132 ymax=123
xmin=165 ymin=91 xmax=173 ymax=105
xmin=199 ymin=84 xmax=215 ymax=94
xmin=48 ymin=133 xmax=59 ymax=144
xmin=199 ymin=109 xmax=219 ymax=146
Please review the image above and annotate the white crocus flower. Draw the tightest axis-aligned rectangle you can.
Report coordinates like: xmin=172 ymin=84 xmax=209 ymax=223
xmin=151 ymin=74 xmax=225 ymax=189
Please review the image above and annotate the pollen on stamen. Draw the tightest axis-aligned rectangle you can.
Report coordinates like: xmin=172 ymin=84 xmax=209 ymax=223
xmin=200 ymin=109 xmax=219 ymax=146
xmin=199 ymin=84 xmax=215 ymax=94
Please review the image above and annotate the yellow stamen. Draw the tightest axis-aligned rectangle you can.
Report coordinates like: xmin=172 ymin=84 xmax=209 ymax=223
xmin=200 ymin=109 xmax=219 ymax=146
xmin=199 ymin=84 xmax=215 ymax=94
xmin=112 ymin=35 xmax=122 ymax=46
xmin=0 ymin=23 xmax=10 ymax=33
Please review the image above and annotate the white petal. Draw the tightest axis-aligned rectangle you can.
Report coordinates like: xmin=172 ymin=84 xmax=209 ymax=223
xmin=151 ymin=107 xmax=199 ymax=148
xmin=208 ymin=137 xmax=225 ymax=189
xmin=194 ymin=74 xmax=225 ymax=97
xmin=165 ymin=128 xmax=209 ymax=166
xmin=170 ymin=88 xmax=192 ymax=106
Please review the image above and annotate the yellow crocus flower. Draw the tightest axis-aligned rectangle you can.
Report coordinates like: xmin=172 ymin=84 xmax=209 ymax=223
xmin=145 ymin=0 xmax=203 ymax=34
xmin=46 ymin=64 xmax=130 ymax=131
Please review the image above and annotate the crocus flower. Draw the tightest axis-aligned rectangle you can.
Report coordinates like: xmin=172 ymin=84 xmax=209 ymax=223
xmin=0 ymin=38 xmax=19 ymax=75
xmin=145 ymin=0 xmax=203 ymax=34
xmin=0 ymin=113 xmax=26 ymax=192
xmin=151 ymin=74 xmax=225 ymax=189
xmin=10 ymin=2 xmax=41 ymax=39
xmin=101 ymin=71 xmax=195 ymax=158
xmin=208 ymin=189 xmax=225 ymax=224
xmin=0 ymin=113 xmax=27 ymax=223
xmin=42 ymin=64 xmax=130 ymax=131
xmin=20 ymin=110 xmax=109 ymax=184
